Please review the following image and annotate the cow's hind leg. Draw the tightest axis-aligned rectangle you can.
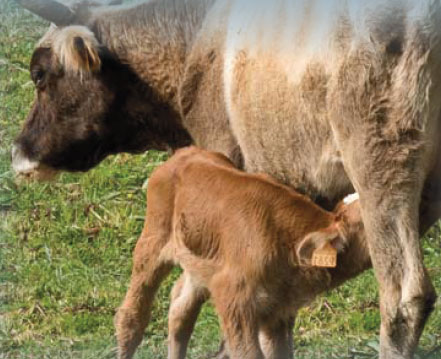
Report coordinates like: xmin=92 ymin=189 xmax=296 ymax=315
xmin=337 ymin=138 xmax=436 ymax=358
xmin=419 ymin=156 xmax=441 ymax=234
xmin=331 ymin=50 xmax=440 ymax=357
xmin=168 ymin=273 xmax=209 ymax=359
xmin=115 ymin=231 xmax=173 ymax=359
xmin=364 ymin=199 xmax=436 ymax=359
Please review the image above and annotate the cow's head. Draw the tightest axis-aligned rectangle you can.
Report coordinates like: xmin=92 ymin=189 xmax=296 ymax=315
xmin=12 ymin=0 xmax=192 ymax=179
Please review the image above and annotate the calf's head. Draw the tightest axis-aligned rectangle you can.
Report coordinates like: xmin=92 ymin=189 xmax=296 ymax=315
xmin=12 ymin=24 xmax=191 ymax=179
xmin=296 ymin=193 xmax=365 ymax=266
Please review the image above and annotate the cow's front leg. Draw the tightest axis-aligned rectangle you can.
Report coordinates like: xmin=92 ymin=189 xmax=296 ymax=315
xmin=338 ymin=140 xmax=437 ymax=358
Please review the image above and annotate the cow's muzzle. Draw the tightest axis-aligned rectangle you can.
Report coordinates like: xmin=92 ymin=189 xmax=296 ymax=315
xmin=11 ymin=144 xmax=57 ymax=181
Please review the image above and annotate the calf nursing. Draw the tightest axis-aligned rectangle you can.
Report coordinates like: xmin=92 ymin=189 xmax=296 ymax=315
xmin=115 ymin=147 xmax=371 ymax=359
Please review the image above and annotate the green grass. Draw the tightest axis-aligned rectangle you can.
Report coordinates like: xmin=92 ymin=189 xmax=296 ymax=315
xmin=0 ymin=1 xmax=440 ymax=358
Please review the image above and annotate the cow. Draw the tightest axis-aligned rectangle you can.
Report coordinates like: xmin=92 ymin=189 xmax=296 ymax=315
xmin=114 ymin=146 xmax=371 ymax=359
xmin=11 ymin=1 xmax=440 ymax=358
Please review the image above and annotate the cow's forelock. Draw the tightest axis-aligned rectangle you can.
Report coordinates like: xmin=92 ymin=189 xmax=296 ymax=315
xmin=39 ymin=25 xmax=101 ymax=76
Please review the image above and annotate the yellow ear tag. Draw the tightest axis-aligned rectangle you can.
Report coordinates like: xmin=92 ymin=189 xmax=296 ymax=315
xmin=311 ymin=243 xmax=337 ymax=268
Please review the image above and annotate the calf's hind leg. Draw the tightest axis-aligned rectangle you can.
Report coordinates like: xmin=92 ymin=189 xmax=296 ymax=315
xmin=115 ymin=161 xmax=178 ymax=359
xmin=115 ymin=230 xmax=173 ymax=359
xmin=168 ymin=273 xmax=209 ymax=359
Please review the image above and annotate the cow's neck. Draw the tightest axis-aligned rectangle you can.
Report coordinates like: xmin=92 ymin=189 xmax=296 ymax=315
xmin=90 ymin=0 xmax=214 ymax=112
xmin=99 ymin=52 xmax=193 ymax=153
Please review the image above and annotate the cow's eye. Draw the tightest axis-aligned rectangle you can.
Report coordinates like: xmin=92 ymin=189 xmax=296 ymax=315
xmin=31 ymin=69 xmax=46 ymax=88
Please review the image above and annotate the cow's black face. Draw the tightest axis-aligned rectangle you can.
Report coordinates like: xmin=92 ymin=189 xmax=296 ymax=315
xmin=12 ymin=27 xmax=192 ymax=178
xmin=13 ymin=46 xmax=118 ymax=176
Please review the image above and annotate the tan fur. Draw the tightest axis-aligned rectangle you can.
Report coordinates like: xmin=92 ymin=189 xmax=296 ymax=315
xmin=52 ymin=26 xmax=101 ymax=75
xmin=115 ymin=147 xmax=371 ymax=359
xmin=177 ymin=3 xmax=239 ymax=163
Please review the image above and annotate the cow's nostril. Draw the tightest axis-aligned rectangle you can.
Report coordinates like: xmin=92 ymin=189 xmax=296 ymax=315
xmin=11 ymin=144 xmax=19 ymax=162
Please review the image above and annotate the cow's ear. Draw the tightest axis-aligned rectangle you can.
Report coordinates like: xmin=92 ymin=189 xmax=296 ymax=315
xmin=54 ymin=26 xmax=101 ymax=74
xmin=72 ymin=35 xmax=101 ymax=72
xmin=296 ymin=227 xmax=346 ymax=266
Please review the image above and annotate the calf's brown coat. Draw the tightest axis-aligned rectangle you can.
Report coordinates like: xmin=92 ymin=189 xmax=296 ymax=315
xmin=115 ymin=147 xmax=371 ymax=359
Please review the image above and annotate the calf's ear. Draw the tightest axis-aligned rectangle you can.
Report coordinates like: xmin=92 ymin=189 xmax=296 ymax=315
xmin=296 ymin=228 xmax=346 ymax=266
xmin=53 ymin=26 xmax=101 ymax=75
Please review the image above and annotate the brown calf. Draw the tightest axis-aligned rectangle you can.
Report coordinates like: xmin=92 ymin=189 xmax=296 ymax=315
xmin=115 ymin=147 xmax=371 ymax=359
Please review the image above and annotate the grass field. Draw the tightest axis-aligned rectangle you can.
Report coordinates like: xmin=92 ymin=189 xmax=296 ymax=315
xmin=0 ymin=1 xmax=440 ymax=358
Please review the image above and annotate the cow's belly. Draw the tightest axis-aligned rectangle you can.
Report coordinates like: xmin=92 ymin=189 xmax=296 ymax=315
xmin=220 ymin=0 xmax=363 ymax=202
xmin=221 ymin=0 xmax=437 ymax=202
xmin=224 ymin=51 xmax=352 ymax=202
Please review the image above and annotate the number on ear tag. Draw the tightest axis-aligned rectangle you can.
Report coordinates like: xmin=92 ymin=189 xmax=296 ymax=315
xmin=311 ymin=243 xmax=337 ymax=268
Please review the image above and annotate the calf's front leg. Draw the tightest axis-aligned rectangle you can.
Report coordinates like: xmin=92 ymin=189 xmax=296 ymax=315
xmin=259 ymin=317 xmax=294 ymax=359
xmin=211 ymin=274 xmax=264 ymax=359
